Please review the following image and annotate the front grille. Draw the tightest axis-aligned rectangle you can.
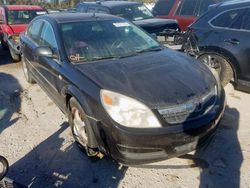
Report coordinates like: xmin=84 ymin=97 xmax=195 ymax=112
xmin=158 ymin=87 xmax=217 ymax=124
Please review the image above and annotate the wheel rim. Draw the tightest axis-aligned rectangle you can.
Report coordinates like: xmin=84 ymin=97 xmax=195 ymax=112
xmin=22 ymin=58 xmax=29 ymax=81
xmin=200 ymin=54 xmax=222 ymax=76
xmin=72 ymin=108 xmax=88 ymax=145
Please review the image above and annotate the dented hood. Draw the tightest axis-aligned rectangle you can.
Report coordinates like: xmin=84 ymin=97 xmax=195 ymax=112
xmin=133 ymin=18 xmax=179 ymax=33
xmin=75 ymin=49 xmax=216 ymax=108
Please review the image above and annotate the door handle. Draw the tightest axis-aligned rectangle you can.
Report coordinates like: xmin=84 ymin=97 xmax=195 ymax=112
xmin=224 ymin=38 xmax=240 ymax=45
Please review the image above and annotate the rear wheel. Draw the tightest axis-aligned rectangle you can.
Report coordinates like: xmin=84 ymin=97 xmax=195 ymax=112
xmin=69 ymin=98 xmax=102 ymax=158
xmin=198 ymin=53 xmax=234 ymax=86
xmin=22 ymin=56 xmax=35 ymax=84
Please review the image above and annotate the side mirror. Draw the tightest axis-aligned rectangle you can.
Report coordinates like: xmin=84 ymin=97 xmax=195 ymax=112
xmin=35 ymin=46 xmax=58 ymax=59
xmin=0 ymin=156 xmax=9 ymax=181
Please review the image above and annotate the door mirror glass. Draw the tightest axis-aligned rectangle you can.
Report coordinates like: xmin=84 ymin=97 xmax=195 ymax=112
xmin=35 ymin=46 xmax=56 ymax=58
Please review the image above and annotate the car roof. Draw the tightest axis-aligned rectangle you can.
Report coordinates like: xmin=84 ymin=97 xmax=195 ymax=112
xmin=219 ymin=0 xmax=250 ymax=8
xmin=40 ymin=13 xmax=123 ymax=23
xmin=78 ymin=1 xmax=141 ymax=9
xmin=1 ymin=5 xmax=44 ymax=11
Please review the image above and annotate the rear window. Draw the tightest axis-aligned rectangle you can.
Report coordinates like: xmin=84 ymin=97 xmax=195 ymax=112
xmin=153 ymin=0 xmax=175 ymax=16
xmin=7 ymin=10 xmax=46 ymax=24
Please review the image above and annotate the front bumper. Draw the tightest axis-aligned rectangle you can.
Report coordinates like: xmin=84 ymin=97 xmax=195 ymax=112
xmin=102 ymin=90 xmax=225 ymax=165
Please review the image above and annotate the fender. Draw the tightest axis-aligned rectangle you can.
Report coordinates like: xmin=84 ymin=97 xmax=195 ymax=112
xmin=61 ymin=84 xmax=101 ymax=149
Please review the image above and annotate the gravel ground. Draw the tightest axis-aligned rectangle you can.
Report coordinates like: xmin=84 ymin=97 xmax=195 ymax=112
xmin=0 ymin=46 xmax=250 ymax=188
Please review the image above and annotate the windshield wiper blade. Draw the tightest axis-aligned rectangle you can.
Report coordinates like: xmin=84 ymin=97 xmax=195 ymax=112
xmin=135 ymin=46 xmax=163 ymax=54
xmin=91 ymin=56 xmax=119 ymax=61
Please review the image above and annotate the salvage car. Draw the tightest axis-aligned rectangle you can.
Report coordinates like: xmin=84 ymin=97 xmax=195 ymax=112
xmin=152 ymin=0 xmax=226 ymax=31
xmin=75 ymin=1 xmax=183 ymax=46
xmin=0 ymin=5 xmax=46 ymax=61
xmin=20 ymin=13 xmax=225 ymax=165
xmin=184 ymin=0 xmax=250 ymax=92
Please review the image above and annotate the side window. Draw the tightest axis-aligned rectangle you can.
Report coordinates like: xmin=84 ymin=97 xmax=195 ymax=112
xmin=152 ymin=0 xmax=175 ymax=16
xmin=211 ymin=9 xmax=242 ymax=29
xmin=87 ymin=6 xmax=97 ymax=13
xmin=97 ymin=7 xmax=110 ymax=14
xmin=175 ymin=0 xmax=199 ymax=16
xmin=39 ymin=22 xmax=58 ymax=53
xmin=239 ymin=9 xmax=250 ymax=30
xmin=76 ymin=5 xmax=87 ymax=12
xmin=27 ymin=19 xmax=43 ymax=44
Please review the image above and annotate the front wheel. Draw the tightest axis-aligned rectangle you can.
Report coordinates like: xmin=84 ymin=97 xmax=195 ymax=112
xmin=69 ymin=98 xmax=102 ymax=158
xmin=198 ymin=53 xmax=234 ymax=86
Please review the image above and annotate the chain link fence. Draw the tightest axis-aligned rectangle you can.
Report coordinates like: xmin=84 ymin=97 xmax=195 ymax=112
xmin=1 ymin=0 xmax=156 ymax=9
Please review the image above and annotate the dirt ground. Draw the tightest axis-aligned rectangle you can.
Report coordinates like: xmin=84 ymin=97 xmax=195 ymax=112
xmin=0 ymin=46 xmax=250 ymax=188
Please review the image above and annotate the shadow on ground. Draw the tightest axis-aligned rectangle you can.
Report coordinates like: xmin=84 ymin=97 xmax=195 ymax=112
xmin=8 ymin=122 xmax=127 ymax=188
xmin=194 ymin=106 xmax=242 ymax=188
xmin=0 ymin=72 xmax=21 ymax=134
xmin=0 ymin=44 xmax=13 ymax=66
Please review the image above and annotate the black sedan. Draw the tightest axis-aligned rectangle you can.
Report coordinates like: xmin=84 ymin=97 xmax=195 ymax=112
xmin=20 ymin=13 xmax=225 ymax=165
xmin=184 ymin=0 xmax=250 ymax=92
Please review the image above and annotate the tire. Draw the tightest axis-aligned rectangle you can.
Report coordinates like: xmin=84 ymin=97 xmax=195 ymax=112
xmin=198 ymin=53 xmax=234 ymax=87
xmin=0 ymin=156 xmax=9 ymax=181
xmin=22 ymin=56 xmax=35 ymax=84
xmin=9 ymin=46 xmax=20 ymax=62
xmin=68 ymin=98 xmax=101 ymax=158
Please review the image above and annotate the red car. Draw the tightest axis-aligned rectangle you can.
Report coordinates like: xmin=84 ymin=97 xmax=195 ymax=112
xmin=0 ymin=5 xmax=46 ymax=61
xmin=152 ymin=0 xmax=224 ymax=31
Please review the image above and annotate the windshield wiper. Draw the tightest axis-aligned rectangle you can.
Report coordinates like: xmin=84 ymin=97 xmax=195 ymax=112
xmin=135 ymin=46 xmax=163 ymax=54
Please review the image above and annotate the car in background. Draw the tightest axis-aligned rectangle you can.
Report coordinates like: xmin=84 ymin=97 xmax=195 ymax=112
xmin=152 ymin=0 xmax=225 ymax=31
xmin=0 ymin=5 xmax=46 ymax=61
xmin=184 ymin=0 xmax=250 ymax=92
xmin=75 ymin=1 xmax=183 ymax=46
xmin=20 ymin=13 xmax=225 ymax=165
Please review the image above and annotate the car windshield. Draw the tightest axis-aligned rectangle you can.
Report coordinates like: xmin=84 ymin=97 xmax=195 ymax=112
xmin=61 ymin=20 xmax=162 ymax=63
xmin=112 ymin=4 xmax=154 ymax=21
xmin=7 ymin=10 xmax=46 ymax=24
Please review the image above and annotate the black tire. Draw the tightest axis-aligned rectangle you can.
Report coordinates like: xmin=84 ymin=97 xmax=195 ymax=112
xmin=68 ymin=98 xmax=100 ymax=158
xmin=22 ymin=56 xmax=35 ymax=84
xmin=198 ymin=53 xmax=234 ymax=86
xmin=0 ymin=156 xmax=9 ymax=181
xmin=9 ymin=46 xmax=20 ymax=62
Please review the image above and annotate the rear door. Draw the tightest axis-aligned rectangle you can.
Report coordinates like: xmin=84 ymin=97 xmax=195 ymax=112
xmin=221 ymin=8 xmax=250 ymax=82
xmin=21 ymin=19 xmax=44 ymax=80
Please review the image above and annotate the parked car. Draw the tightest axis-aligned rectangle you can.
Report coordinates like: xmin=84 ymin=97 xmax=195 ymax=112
xmin=75 ymin=1 xmax=183 ymax=46
xmin=152 ymin=0 xmax=225 ymax=31
xmin=184 ymin=0 xmax=250 ymax=92
xmin=20 ymin=13 xmax=225 ymax=165
xmin=0 ymin=5 xmax=46 ymax=61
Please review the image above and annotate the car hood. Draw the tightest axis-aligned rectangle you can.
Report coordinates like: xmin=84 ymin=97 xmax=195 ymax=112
xmin=8 ymin=24 xmax=27 ymax=35
xmin=133 ymin=18 xmax=179 ymax=33
xmin=75 ymin=49 xmax=216 ymax=108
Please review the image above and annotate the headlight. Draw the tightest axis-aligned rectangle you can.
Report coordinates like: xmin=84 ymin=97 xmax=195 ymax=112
xmin=159 ymin=85 xmax=217 ymax=124
xmin=100 ymin=90 xmax=161 ymax=128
